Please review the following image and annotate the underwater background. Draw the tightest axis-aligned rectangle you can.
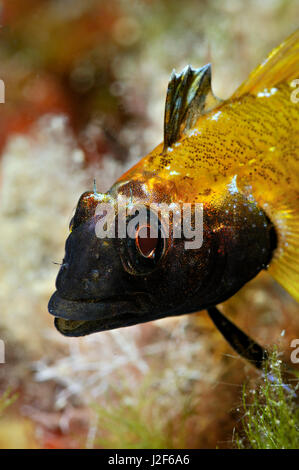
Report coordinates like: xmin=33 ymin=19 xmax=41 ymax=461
xmin=0 ymin=0 xmax=298 ymax=449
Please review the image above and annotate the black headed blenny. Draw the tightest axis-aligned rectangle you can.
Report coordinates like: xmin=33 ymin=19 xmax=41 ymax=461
xmin=49 ymin=31 xmax=299 ymax=369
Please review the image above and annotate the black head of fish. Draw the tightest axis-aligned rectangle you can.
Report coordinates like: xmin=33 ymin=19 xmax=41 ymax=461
xmin=48 ymin=183 xmax=276 ymax=337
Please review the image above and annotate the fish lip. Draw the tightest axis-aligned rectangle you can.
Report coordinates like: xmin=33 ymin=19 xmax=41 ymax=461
xmin=53 ymin=308 xmax=167 ymax=337
xmin=48 ymin=290 xmax=150 ymax=322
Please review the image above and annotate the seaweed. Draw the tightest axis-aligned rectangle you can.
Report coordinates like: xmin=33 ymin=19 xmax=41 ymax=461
xmin=235 ymin=349 xmax=299 ymax=449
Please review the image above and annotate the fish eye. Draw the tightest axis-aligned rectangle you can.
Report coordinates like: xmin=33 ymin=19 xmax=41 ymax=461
xmin=135 ymin=224 xmax=159 ymax=259
xmin=119 ymin=209 xmax=166 ymax=275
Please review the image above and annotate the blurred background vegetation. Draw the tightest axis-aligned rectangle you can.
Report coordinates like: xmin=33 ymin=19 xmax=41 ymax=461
xmin=0 ymin=0 xmax=298 ymax=449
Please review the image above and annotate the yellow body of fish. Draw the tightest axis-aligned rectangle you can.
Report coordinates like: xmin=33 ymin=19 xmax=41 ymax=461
xmin=118 ymin=30 xmax=299 ymax=302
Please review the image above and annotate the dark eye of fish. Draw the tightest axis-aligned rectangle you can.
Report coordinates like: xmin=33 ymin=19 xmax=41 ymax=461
xmin=135 ymin=225 xmax=158 ymax=258
xmin=120 ymin=209 xmax=165 ymax=275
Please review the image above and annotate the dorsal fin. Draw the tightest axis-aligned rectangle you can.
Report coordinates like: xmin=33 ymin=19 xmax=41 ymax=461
xmin=232 ymin=29 xmax=299 ymax=99
xmin=163 ymin=64 xmax=222 ymax=150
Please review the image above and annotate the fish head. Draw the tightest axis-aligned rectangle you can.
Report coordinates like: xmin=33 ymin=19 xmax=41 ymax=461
xmin=48 ymin=174 xmax=222 ymax=336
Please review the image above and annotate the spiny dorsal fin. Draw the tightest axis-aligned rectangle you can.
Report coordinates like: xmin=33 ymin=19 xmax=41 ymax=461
xmin=163 ymin=64 xmax=222 ymax=150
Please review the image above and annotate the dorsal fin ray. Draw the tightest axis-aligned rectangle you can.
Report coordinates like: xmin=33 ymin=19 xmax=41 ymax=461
xmin=232 ymin=29 xmax=299 ymax=98
xmin=163 ymin=64 xmax=222 ymax=150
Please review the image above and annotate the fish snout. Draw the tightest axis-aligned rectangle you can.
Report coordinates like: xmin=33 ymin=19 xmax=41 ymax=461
xmin=55 ymin=256 xmax=113 ymax=301
xmin=55 ymin=219 xmax=126 ymax=302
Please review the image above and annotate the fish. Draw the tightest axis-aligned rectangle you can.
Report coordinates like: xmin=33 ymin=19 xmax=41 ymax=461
xmin=48 ymin=30 xmax=299 ymax=369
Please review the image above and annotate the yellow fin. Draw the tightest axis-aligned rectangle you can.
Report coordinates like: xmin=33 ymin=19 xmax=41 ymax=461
xmin=268 ymin=208 xmax=299 ymax=303
xmin=232 ymin=29 xmax=299 ymax=98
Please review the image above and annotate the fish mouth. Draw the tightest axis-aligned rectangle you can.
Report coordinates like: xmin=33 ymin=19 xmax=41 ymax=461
xmin=48 ymin=290 xmax=161 ymax=337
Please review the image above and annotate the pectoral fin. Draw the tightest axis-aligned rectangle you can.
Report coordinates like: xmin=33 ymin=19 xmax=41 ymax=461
xmin=207 ymin=306 xmax=268 ymax=369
